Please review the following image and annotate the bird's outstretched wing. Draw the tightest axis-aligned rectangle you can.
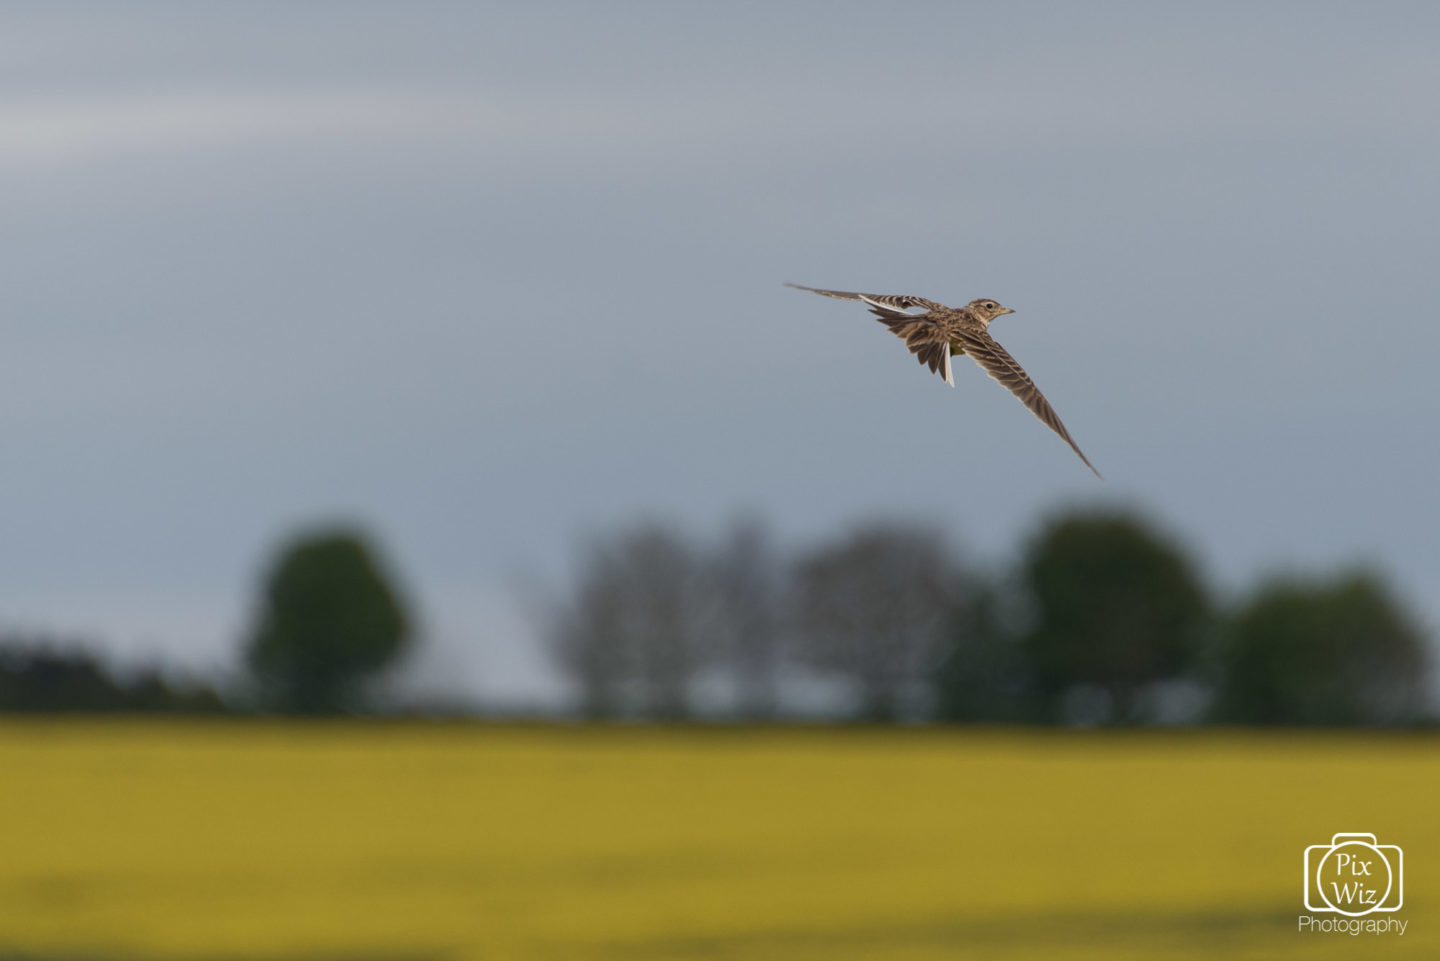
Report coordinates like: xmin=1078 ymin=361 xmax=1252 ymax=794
xmin=785 ymin=282 xmax=943 ymax=313
xmin=788 ymin=282 xmax=954 ymax=382
xmin=871 ymin=311 xmax=957 ymax=386
xmin=953 ymin=328 xmax=1103 ymax=479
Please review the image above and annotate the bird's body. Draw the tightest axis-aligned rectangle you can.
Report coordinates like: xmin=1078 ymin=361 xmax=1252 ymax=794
xmin=787 ymin=282 xmax=1101 ymax=478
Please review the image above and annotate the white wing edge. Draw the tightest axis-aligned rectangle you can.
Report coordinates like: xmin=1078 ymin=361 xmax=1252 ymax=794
xmin=858 ymin=294 xmax=920 ymax=315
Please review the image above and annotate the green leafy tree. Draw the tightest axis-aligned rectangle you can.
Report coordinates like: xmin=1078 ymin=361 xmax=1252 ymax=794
xmin=1019 ymin=510 xmax=1210 ymax=724
xmin=1211 ymin=571 xmax=1429 ymax=725
xmin=934 ymin=579 xmax=1040 ymax=722
xmin=246 ymin=528 xmax=411 ymax=714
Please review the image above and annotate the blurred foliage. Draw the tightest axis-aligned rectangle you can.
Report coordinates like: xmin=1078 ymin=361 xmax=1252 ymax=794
xmin=3 ymin=509 xmax=1433 ymax=724
xmin=546 ymin=509 xmax=1431 ymax=726
xmin=245 ymin=527 xmax=411 ymax=714
xmin=792 ymin=525 xmax=968 ymax=721
xmin=933 ymin=581 xmax=1039 ymax=723
xmin=0 ymin=637 xmax=227 ymax=713
xmin=544 ymin=523 xmax=718 ymax=719
xmin=1016 ymin=510 xmax=1212 ymax=724
xmin=1211 ymin=571 xmax=1430 ymax=725
xmin=544 ymin=520 xmax=972 ymax=721
xmin=709 ymin=517 xmax=784 ymax=719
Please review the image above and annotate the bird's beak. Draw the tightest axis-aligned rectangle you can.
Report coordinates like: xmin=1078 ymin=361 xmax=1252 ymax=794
xmin=1000 ymin=307 xmax=1016 ymax=316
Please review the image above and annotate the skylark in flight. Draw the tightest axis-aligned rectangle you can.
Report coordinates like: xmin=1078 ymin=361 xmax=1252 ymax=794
xmin=788 ymin=283 xmax=1101 ymax=478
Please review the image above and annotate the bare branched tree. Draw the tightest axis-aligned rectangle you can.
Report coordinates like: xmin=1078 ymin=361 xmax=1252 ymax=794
xmin=544 ymin=522 xmax=712 ymax=719
xmin=792 ymin=524 xmax=963 ymax=721
xmin=709 ymin=517 xmax=784 ymax=718
xmin=544 ymin=549 xmax=631 ymax=718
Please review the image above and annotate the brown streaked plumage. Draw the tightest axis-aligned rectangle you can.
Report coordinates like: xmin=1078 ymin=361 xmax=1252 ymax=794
xmin=787 ymin=282 xmax=1102 ymax=479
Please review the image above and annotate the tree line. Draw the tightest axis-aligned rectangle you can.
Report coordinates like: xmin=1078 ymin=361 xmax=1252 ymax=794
xmin=543 ymin=510 xmax=1433 ymax=726
xmin=1 ymin=509 xmax=1432 ymax=724
xmin=0 ymin=529 xmax=409 ymax=716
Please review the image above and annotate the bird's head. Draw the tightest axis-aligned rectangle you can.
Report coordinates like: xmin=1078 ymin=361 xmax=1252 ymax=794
xmin=969 ymin=299 xmax=1015 ymax=325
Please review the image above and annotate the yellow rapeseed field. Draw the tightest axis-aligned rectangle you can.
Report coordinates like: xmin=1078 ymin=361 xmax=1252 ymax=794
xmin=0 ymin=721 xmax=1434 ymax=960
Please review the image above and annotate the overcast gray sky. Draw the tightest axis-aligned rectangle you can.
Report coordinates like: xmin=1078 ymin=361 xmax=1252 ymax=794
xmin=3 ymin=3 xmax=1437 ymax=705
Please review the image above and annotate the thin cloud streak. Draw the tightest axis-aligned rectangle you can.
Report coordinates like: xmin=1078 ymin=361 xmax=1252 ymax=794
xmin=5 ymin=45 xmax=1437 ymax=176
xmin=0 ymin=90 xmax=466 ymax=169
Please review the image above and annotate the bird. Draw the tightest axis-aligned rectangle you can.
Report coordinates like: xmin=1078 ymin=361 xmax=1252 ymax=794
xmin=787 ymin=282 xmax=1101 ymax=478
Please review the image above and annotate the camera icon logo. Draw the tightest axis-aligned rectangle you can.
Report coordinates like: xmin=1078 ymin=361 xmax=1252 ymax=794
xmin=1303 ymin=833 xmax=1403 ymax=916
